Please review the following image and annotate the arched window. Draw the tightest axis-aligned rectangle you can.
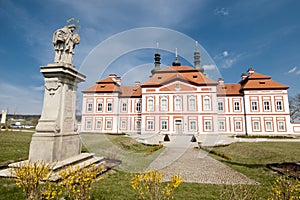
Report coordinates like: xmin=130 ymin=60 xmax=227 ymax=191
xmin=147 ymin=98 xmax=154 ymax=111
xmin=161 ymin=98 xmax=168 ymax=111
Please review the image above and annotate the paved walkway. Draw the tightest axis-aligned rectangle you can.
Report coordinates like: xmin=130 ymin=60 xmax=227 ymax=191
xmin=147 ymin=135 xmax=257 ymax=184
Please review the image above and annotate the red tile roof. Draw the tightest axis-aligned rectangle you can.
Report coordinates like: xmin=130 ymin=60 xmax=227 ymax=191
xmin=142 ymin=66 xmax=217 ymax=87
xmin=217 ymin=84 xmax=242 ymax=96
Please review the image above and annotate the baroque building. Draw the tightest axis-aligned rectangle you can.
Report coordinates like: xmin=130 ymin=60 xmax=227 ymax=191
xmin=81 ymin=49 xmax=300 ymax=135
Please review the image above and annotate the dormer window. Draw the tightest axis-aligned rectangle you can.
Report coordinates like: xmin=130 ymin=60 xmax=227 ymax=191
xmin=193 ymin=75 xmax=197 ymax=78
xmin=259 ymin=81 xmax=265 ymax=84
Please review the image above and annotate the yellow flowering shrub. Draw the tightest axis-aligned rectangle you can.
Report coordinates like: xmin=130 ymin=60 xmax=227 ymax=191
xmin=10 ymin=161 xmax=53 ymax=200
xmin=42 ymin=164 xmax=104 ymax=200
xmin=131 ymin=170 xmax=182 ymax=200
xmin=268 ymin=175 xmax=300 ymax=200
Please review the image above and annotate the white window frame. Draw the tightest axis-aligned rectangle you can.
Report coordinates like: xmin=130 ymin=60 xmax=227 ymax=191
xmin=122 ymin=103 xmax=127 ymax=112
xmin=264 ymin=101 xmax=270 ymax=111
xmin=253 ymin=121 xmax=260 ymax=131
xmin=234 ymin=101 xmax=240 ymax=111
xmin=218 ymin=102 xmax=224 ymax=112
xmin=147 ymin=120 xmax=154 ymax=130
xmin=204 ymin=120 xmax=212 ymax=131
xmin=97 ymin=103 xmax=103 ymax=112
xmin=161 ymin=98 xmax=168 ymax=111
xmin=175 ymin=97 xmax=182 ymax=111
xmin=251 ymin=101 xmax=258 ymax=111
xmin=147 ymin=98 xmax=154 ymax=111
xmin=96 ymin=120 xmax=102 ymax=129
xmin=86 ymin=120 xmax=92 ymax=129
xmin=265 ymin=121 xmax=273 ymax=131
xmin=276 ymin=101 xmax=283 ymax=111
xmin=278 ymin=121 xmax=285 ymax=131
xmin=161 ymin=120 xmax=168 ymax=130
xmin=107 ymin=102 xmax=112 ymax=112
xmin=204 ymin=96 xmax=211 ymax=111
xmin=87 ymin=103 xmax=93 ymax=112
xmin=106 ymin=120 xmax=112 ymax=129
xmin=189 ymin=98 xmax=196 ymax=111
xmin=121 ymin=120 xmax=126 ymax=129
xmin=136 ymin=101 xmax=141 ymax=112
xmin=218 ymin=121 xmax=225 ymax=130
xmin=235 ymin=121 xmax=242 ymax=131
xmin=189 ymin=120 xmax=197 ymax=131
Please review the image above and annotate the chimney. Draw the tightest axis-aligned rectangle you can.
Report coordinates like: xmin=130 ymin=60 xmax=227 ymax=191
xmin=247 ymin=68 xmax=254 ymax=75
xmin=194 ymin=41 xmax=204 ymax=73
xmin=241 ymin=73 xmax=247 ymax=80
xmin=135 ymin=81 xmax=141 ymax=87
xmin=218 ymin=78 xmax=224 ymax=85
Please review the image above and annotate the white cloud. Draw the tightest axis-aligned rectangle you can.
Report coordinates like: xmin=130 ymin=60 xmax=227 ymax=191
xmin=222 ymin=51 xmax=229 ymax=57
xmin=287 ymin=66 xmax=297 ymax=74
xmin=0 ymin=82 xmax=43 ymax=114
xmin=203 ymin=64 xmax=217 ymax=70
xmin=214 ymin=7 xmax=229 ymax=16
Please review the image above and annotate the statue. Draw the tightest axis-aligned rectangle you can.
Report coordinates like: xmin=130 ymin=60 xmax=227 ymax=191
xmin=52 ymin=22 xmax=80 ymax=65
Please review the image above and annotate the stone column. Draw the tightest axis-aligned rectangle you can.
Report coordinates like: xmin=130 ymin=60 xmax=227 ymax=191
xmin=29 ymin=63 xmax=86 ymax=162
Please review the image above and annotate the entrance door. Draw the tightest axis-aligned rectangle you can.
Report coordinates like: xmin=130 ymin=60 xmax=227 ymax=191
xmin=175 ymin=119 xmax=183 ymax=134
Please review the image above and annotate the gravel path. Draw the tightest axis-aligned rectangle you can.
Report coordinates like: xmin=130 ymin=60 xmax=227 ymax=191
xmin=147 ymin=135 xmax=257 ymax=185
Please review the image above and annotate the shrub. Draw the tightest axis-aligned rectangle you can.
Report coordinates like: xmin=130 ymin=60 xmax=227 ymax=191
xmin=268 ymin=174 xmax=300 ymax=200
xmin=10 ymin=161 xmax=53 ymax=200
xmin=131 ymin=170 xmax=182 ymax=200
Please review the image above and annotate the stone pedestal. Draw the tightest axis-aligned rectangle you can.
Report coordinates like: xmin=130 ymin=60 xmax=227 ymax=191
xmin=29 ymin=63 xmax=86 ymax=162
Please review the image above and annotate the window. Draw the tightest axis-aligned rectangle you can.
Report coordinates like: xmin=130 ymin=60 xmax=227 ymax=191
xmin=204 ymin=97 xmax=211 ymax=111
xmin=161 ymin=98 xmax=168 ymax=111
xmin=234 ymin=101 xmax=240 ymax=111
xmin=175 ymin=97 xmax=182 ymax=110
xmin=86 ymin=120 xmax=92 ymax=129
xmin=121 ymin=121 xmax=126 ymax=129
xmin=251 ymin=101 xmax=258 ymax=111
xmin=190 ymin=120 xmax=197 ymax=131
xmin=147 ymin=98 xmax=154 ymax=111
xmin=87 ymin=103 xmax=93 ymax=112
xmin=97 ymin=103 xmax=103 ymax=112
xmin=276 ymin=101 xmax=283 ymax=111
xmin=253 ymin=121 xmax=260 ymax=131
xmin=218 ymin=121 xmax=225 ymax=130
xmin=122 ymin=103 xmax=127 ymax=112
xmin=106 ymin=120 xmax=112 ymax=129
xmin=218 ymin=102 xmax=224 ymax=111
xmin=147 ymin=120 xmax=154 ymax=130
xmin=107 ymin=102 xmax=112 ymax=112
xmin=96 ymin=120 xmax=101 ymax=129
xmin=136 ymin=101 xmax=141 ymax=112
xmin=264 ymin=101 xmax=270 ymax=111
xmin=265 ymin=121 xmax=272 ymax=131
xmin=161 ymin=120 xmax=168 ymax=130
xmin=204 ymin=120 xmax=212 ymax=131
xmin=235 ymin=121 xmax=242 ymax=131
xmin=278 ymin=121 xmax=285 ymax=131
xmin=189 ymin=98 xmax=196 ymax=111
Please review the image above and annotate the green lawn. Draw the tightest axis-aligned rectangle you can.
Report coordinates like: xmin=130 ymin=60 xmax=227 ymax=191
xmin=0 ymin=131 xmax=299 ymax=199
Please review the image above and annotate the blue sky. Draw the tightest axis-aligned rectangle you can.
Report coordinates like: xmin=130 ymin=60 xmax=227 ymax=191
xmin=0 ymin=0 xmax=299 ymax=114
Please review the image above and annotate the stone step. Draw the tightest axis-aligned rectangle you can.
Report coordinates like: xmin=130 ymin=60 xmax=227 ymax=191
xmin=53 ymin=153 xmax=96 ymax=171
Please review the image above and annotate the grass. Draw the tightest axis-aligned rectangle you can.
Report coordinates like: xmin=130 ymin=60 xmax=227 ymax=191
xmin=0 ymin=131 xmax=299 ymax=199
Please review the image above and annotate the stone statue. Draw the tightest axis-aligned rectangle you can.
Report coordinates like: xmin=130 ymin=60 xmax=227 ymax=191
xmin=52 ymin=24 xmax=80 ymax=65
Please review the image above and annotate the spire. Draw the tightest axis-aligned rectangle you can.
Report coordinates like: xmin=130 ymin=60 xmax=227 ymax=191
xmin=172 ymin=48 xmax=181 ymax=66
xmin=194 ymin=41 xmax=204 ymax=73
xmin=154 ymin=43 xmax=161 ymax=70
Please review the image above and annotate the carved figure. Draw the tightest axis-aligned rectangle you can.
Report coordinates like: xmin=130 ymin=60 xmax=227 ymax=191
xmin=52 ymin=24 xmax=80 ymax=64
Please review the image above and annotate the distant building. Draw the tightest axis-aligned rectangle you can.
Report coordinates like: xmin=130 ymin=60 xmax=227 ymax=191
xmin=81 ymin=49 xmax=300 ymax=135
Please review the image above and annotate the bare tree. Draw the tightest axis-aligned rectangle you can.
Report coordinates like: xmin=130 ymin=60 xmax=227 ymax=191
xmin=289 ymin=94 xmax=300 ymax=122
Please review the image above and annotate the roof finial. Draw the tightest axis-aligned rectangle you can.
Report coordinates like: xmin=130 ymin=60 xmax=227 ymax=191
xmin=172 ymin=48 xmax=181 ymax=66
xmin=195 ymin=41 xmax=199 ymax=51
xmin=175 ymin=48 xmax=178 ymax=58
xmin=156 ymin=42 xmax=159 ymax=52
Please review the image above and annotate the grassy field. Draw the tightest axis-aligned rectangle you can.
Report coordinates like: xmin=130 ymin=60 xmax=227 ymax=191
xmin=0 ymin=131 xmax=299 ymax=199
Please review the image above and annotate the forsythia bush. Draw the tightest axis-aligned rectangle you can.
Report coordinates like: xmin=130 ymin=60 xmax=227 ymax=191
xmin=131 ymin=170 xmax=182 ymax=200
xmin=11 ymin=161 xmax=104 ymax=200
xmin=268 ymin=175 xmax=300 ymax=200
xmin=10 ymin=161 xmax=53 ymax=200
